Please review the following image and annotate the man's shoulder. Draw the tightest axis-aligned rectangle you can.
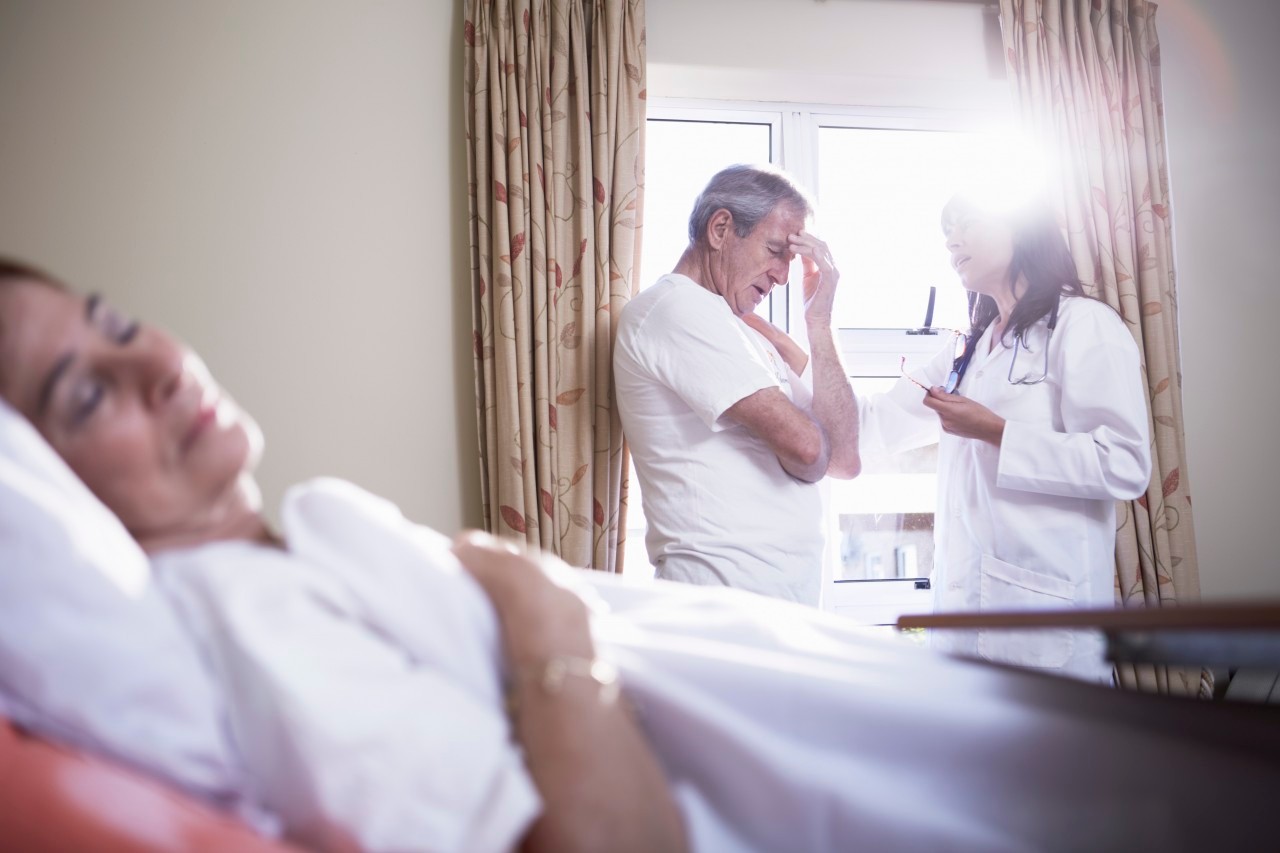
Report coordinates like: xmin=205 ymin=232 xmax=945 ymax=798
xmin=621 ymin=274 xmax=723 ymax=331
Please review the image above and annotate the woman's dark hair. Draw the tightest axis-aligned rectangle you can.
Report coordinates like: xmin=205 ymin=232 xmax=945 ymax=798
xmin=0 ymin=258 xmax=66 ymax=389
xmin=0 ymin=256 xmax=66 ymax=331
xmin=0 ymin=257 xmax=63 ymax=289
xmin=941 ymin=195 xmax=1087 ymax=346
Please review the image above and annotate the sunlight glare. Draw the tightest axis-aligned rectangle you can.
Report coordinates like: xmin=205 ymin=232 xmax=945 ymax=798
xmin=949 ymin=130 xmax=1051 ymax=217
xmin=815 ymin=123 xmax=1051 ymax=330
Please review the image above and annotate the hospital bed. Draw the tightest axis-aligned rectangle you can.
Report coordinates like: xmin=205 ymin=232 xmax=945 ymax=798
xmin=4 ymin=632 xmax=1280 ymax=852
xmin=901 ymin=602 xmax=1280 ymax=681
xmin=0 ymin=716 xmax=298 ymax=852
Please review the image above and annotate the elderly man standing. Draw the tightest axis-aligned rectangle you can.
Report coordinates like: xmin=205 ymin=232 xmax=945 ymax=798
xmin=615 ymin=164 xmax=860 ymax=605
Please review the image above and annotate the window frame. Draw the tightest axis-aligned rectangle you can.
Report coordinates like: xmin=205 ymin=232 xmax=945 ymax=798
xmin=648 ymin=98 xmax=1010 ymax=340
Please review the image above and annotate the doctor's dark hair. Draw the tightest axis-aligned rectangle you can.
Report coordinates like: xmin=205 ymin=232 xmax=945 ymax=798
xmin=941 ymin=196 xmax=1087 ymax=346
xmin=687 ymin=164 xmax=813 ymax=246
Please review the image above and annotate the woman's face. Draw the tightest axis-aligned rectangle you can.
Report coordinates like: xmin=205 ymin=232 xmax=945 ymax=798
xmin=0 ymin=279 xmax=262 ymax=543
xmin=943 ymin=203 xmax=1015 ymax=297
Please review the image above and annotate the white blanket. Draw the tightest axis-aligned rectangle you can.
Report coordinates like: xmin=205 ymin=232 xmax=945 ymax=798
xmin=153 ymin=479 xmax=1277 ymax=853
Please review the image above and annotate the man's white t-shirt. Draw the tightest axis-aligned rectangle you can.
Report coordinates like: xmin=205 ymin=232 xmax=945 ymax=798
xmin=614 ymin=274 xmax=824 ymax=605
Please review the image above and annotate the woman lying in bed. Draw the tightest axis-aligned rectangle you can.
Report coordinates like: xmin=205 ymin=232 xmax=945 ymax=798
xmin=0 ymin=258 xmax=684 ymax=851
xmin=1 ymin=257 xmax=1277 ymax=853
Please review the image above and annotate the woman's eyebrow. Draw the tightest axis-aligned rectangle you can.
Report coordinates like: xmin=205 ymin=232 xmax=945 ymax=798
xmin=35 ymin=295 xmax=97 ymax=417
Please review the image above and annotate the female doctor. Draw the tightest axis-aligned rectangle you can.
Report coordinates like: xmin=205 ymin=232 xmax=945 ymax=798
xmin=860 ymin=193 xmax=1152 ymax=681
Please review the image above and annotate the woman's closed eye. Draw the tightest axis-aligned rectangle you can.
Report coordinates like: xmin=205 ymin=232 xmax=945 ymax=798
xmin=53 ymin=296 xmax=139 ymax=428
xmin=66 ymin=374 xmax=105 ymax=427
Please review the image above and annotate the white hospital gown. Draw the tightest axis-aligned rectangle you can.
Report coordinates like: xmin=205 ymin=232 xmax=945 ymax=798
xmin=154 ymin=479 xmax=1277 ymax=853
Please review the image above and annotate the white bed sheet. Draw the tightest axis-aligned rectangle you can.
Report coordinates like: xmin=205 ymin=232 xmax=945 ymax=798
xmin=153 ymin=478 xmax=1280 ymax=853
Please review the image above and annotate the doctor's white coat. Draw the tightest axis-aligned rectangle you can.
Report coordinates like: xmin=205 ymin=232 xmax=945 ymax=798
xmin=860 ymin=296 xmax=1152 ymax=679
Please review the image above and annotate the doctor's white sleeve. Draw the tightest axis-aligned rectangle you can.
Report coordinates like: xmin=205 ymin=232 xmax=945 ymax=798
xmin=997 ymin=302 xmax=1152 ymax=501
xmin=786 ymin=355 xmax=814 ymax=411
xmin=856 ymin=343 xmax=950 ymax=461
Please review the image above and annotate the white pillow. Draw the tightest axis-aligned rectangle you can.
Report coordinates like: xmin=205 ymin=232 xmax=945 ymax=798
xmin=0 ymin=398 xmax=245 ymax=801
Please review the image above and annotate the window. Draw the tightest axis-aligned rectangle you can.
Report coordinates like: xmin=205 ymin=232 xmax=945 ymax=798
xmin=639 ymin=114 xmax=782 ymax=322
xmin=633 ymin=101 xmax=1016 ymax=622
xmin=810 ymin=118 xmax=1008 ymax=616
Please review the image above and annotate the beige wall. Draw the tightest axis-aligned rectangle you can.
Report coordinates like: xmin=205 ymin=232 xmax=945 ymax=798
xmin=3 ymin=0 xmax=1275 ymax=598
xmin=0 ymin=0 xmax=481 ymax=532
xmin=649 ymin=0 xmax=1006 ymax=108
xmin=1160 ymin=0 xmax=1280 ymax=599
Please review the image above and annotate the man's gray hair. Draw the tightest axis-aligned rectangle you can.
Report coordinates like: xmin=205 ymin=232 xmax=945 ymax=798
xmin=687 ymin=164 xmax=813 ymax=245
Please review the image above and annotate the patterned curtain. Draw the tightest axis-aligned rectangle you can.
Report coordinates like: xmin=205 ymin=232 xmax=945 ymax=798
xmin=998 ymin=0 xmax=1204 ymax=695
xmin=463 ymin=0 xmax=645 ymax=571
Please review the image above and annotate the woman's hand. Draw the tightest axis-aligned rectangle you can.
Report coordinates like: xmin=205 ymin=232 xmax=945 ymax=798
xmin=452 ymin=531 xmax=688 ymax=853
xmin=922 ymin=386 xmax=1007 ymax=446
xmin=452 ymin=531 xmax=593 ymax=667
xmin=740 ymin=312 xmax=810 ymax=375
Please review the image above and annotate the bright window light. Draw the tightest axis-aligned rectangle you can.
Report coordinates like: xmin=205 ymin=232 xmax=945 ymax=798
xmin=816 ymin=126 xmax=1031 ymax=331
xmin=639 ymin=118 xmax=774 ymax=293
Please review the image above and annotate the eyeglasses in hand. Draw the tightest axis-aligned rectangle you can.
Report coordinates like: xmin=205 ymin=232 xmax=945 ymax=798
xmin=900 ymin=329 xmax=971 ymax=394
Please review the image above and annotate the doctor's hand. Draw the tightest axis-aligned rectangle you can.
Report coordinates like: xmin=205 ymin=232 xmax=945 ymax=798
xmin=741 ymin=312 xmax=810 ymax=375
xmin=922 ymin=386 xmax=1006 ymax=447
xmin=788 ymin=231 xmax=839 ymax=327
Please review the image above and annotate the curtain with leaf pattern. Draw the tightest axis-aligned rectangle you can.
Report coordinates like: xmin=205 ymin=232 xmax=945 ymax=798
xmin=463 ymin=0 xmax=645 ymax=571
xmin=998 ymin=0 xmax=1204 ymax=695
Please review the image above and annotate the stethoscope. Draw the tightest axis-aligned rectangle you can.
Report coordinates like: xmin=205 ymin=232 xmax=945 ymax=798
xmin=1006 ymin=296 xmax=1059 ymax=386
xmin=946 ymin=295 xmax=1059 ymax=392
